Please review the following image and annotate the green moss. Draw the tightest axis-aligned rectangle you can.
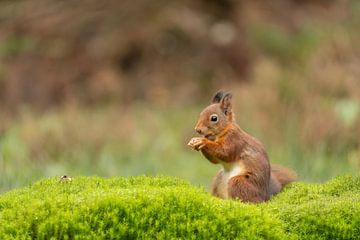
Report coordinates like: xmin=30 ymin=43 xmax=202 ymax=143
xmin=1 ymin=175 xmax=359 ymax=239
xmin=268 ymin=175 xmax=360 ymax=240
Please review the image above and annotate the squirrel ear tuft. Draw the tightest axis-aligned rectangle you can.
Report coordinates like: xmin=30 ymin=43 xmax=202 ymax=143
xmin=212 ymin=90 xmax=225 ymax=103
xmin=220 ymin=92 xmax=232 ymax=115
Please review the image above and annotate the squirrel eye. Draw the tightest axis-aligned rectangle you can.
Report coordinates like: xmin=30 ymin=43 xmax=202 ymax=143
xmin=210 ymin=114 xmax=218 ymax=123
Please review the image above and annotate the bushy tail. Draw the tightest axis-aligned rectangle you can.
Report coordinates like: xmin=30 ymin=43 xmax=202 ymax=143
xmin=270 ymin=164 xmax=297 ymax=196
xmin=271 ymin=164 xmax=297 ymax=188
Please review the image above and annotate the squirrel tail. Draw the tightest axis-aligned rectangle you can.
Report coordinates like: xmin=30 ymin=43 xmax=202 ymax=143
xmin=270 ymin=164 xmax=297 ymax=195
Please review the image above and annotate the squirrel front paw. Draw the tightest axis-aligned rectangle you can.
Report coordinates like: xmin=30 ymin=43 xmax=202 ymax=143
xmin=188 ymin=137 xmax=207 ymax=151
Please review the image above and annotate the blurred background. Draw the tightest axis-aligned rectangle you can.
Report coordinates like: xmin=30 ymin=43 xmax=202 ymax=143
xmin=1 ymin=0 xmax=360 ymax=193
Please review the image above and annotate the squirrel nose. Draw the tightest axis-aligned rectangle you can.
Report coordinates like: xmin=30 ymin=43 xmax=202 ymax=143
xmin=195 ymin=127 xmax=203 ymax=135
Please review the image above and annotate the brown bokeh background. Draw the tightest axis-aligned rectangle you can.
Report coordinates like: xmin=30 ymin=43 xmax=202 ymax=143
xmin=1 ymin=0 xmax=360 ymax=192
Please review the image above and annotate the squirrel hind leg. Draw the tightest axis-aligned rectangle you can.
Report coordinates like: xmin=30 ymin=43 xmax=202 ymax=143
xmin=227 ymin=175 xmax=267 ymax=203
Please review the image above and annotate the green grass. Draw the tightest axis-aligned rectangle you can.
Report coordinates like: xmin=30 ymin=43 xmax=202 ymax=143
xmin=0 ymin=175 xmax=359 ymax=239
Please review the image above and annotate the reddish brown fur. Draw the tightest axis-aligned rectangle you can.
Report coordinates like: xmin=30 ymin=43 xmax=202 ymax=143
xmin=270 ymin=164 xmax=297 ymax=195
xmin=188 ymin=90 xmax=297 ymax=203
xmin=211 ymin=170 xmax=223 ymax=197
xmin=228 ymin=175 xmax=265 ymax=203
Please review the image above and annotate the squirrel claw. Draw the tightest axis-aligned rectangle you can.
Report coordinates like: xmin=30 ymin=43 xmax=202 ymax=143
xmin=197 ymin=143 xmax=206 ymax=150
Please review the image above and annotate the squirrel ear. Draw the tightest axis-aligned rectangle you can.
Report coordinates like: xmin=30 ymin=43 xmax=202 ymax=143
xmin=220 ymin=92 xmax=232 ymax=115
xmin=212 ymin=90 xmax=225 ymax=103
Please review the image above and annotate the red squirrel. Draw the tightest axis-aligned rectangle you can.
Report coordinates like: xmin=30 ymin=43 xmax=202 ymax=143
xmin=188 ymin=90 xmax=296 ymax=203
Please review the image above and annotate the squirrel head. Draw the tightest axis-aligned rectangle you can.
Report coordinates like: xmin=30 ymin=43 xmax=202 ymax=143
xmin=195 ymin=90 xmax=234 ymax=140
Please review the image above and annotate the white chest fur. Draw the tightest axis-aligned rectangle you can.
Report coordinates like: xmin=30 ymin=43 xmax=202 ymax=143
xmin=217 ymin=163 xmax=246 ymax=199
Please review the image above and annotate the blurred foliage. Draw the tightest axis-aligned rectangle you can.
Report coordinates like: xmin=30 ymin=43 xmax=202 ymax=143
xmin=1 ymin=175 xmax=360 ymax=239
xmin=0 ymin=106 xmax=217 ymax=192
xmin=1 ymin=0 xmax=360 ymax=192
xmin=251 ymin=23 xmax=323 ymax=66
xmin=0 ymin=105 xmax=359 ymax=193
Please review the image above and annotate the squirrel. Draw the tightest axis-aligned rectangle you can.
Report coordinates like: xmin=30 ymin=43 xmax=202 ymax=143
xmin=188 ymin=90 xmax=296 ymax=203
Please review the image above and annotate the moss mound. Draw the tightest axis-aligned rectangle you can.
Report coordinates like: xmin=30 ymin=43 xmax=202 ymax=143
xmin=0 ymin=175 xmax=359 ymax=239
xmin=268 ymin=175 xmax=360 ymax=240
